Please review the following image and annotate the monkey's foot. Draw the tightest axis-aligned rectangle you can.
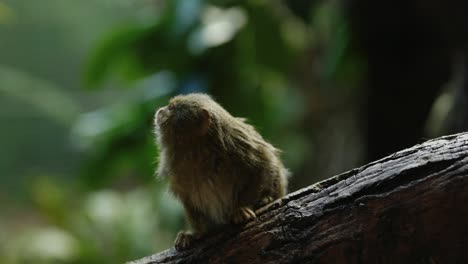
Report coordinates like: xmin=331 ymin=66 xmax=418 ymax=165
xmin=174 ymin=231 xmax=197 ymax=251
xmin=259 ymin=196 xmax=275 ymax=207
xmin=231 ymin=207 xmax=256 ymax=224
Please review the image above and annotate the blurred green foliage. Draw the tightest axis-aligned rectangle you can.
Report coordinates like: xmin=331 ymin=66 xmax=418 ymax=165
xmin=4 ymin=178 xmax=182 ymax=263
xmin=0 ymin=0 xmax=363 ymax=263
xmin=80 ymin=0 xmax=309 ymax=189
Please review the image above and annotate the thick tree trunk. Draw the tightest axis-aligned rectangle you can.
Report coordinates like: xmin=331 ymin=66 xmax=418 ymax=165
xmin=129 ymin=133 xmax=468 ymax=264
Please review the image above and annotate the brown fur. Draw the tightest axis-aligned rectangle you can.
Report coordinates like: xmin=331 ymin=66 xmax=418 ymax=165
xmin=154 ymin=93 xmax=289 ymax=250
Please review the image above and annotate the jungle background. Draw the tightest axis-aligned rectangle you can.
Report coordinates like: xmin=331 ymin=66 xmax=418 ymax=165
xmin=1 ymin=0 xmax=467 ymax=263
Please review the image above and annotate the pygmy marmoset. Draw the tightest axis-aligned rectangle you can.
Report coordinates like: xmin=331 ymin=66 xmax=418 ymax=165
xmin=154 ymin=93 xmax=289 ymax=250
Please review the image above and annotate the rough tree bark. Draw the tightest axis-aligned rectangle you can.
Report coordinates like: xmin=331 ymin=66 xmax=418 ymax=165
xmin=129 ymin=133 xmax=468 ymax=264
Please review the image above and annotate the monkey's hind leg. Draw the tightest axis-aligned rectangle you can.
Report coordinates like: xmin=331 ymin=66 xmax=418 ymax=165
xmin=174 ymin=204 xmax=210 ymax=251
xmin=255 ymin=170 xmax=286 ymax=208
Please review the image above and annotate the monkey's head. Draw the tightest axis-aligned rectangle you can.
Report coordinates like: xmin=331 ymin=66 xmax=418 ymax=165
xmin=155 ymin=94 xmax=214 ymax=144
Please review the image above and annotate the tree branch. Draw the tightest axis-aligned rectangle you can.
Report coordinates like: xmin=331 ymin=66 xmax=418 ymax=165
xmin=129 ymin=133 xmax=468 ymax=264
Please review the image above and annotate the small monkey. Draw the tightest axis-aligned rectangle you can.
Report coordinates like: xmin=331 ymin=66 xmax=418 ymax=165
xmin=154 ymin=93 xmax=289 ymax=250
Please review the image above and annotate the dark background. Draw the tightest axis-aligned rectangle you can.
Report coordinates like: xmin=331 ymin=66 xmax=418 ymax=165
xmin=1 ymin=0 xmax=467 ymax=263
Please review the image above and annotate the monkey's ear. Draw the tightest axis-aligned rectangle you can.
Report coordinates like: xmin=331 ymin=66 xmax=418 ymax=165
xmin=199 ymin=108 xmax=211 ymax=135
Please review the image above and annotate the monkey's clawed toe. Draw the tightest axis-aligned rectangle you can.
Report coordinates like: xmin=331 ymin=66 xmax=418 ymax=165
xmin=231 ymin=207 xmax=256 ymax=224
xmin=174 ymin=231 xmax=196 ymax=251
xmin=259 ymin=196 xmax=274 ymax=206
